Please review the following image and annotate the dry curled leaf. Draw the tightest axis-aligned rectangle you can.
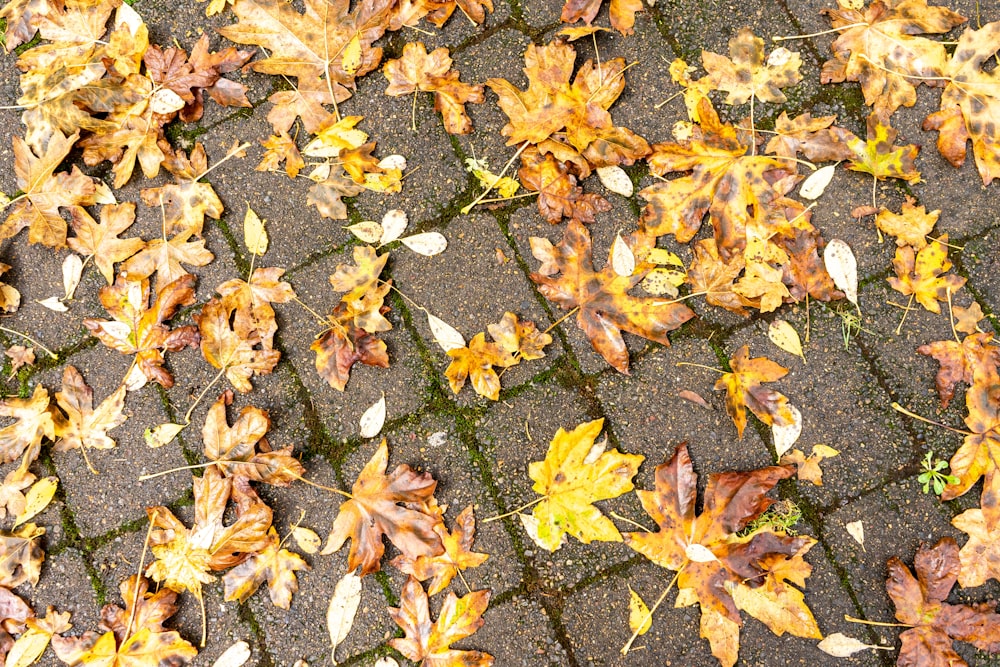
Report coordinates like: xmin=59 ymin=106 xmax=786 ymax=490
xmin=222 ymin=527 xmax=310 ymax=609
xmin=383 ymin=43 xmax=483 ymax=135
xmin=391 ymin=505 xmax=489 ymax=596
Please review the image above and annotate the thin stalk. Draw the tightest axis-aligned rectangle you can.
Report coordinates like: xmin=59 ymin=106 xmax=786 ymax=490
xmin=891 ymin=402 xmax=974 ymax=436
xmin=894 ymin=294 xmax=914 ymax=335
xmin=125 ymin=510 xmax=158 ymax=641
xmin=183 ymin=365 xmax=228 ymax=424
xmin=621 ymin=567 xmax=683 ymax=655
xmin=609 ymin=511 xmax=652 ymax=532
xmin=0 ymin=327 xmax=57 ymax=359
xmin=845 ymin=615 xmax=912 ymax=628
xmin=196 ymin=142 xmax=251 ymax=182
xmin=482 ymin=496 xmax=545 ymax=523
xmin=676 ymin=361 xmax=724 ymax=373
xmin=462 ymin=141 xmax=530 ymax=214
xmin=772 ymin=23 xmax=867 ymax=41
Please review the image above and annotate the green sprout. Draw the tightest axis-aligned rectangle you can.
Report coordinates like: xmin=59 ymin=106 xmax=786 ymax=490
xmin=918 ymin=451 xmax=959 ymax=496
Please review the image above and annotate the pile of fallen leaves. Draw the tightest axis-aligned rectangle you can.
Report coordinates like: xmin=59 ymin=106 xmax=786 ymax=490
xmin=0 ymin=0 xmax=998 ymax=665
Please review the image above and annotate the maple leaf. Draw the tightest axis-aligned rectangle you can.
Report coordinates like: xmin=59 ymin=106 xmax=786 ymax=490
xmin=83 ymin=275 xmax=201 ymax=390
xmin=701 ymin=28 xmax=802 ymax=106
xmin=5 ymin=346 xmax=34 ymax=372
xmin=763 ymin=112 xmax=854 ymax=161
xmin=195 ymin=296 xmax=281 ymax=394
xmin=256 ymin=132 xmax=305 ymax=178
xmin=779 ymin=445 xmax=839 ymax=486
xmin=686 ymin=239 xmax=749 ymax=315
xmin=445 ymin=333 xmax=517 ymax=401
xmin=312 ymin=304 xmax=390 ymax=391
xmin=524 ymin=419 xmax=642 ymax=552
xmin=383 ymin=42 xmax=483 ymax=135
xmin=821 ymin=0 xmax=966 ymax=118
xmin=952 ymin=504 xmax=1000 ymax=589
xmin=715 ymin=345 xmax=796 ymax=439
xmin=0 ymin=131 xmax=96 ymax=248
xmin=53 ymin=365 xmax=127 ymax=471
xmin=215 ymin=266 xmax=296 ymax=350
xmin=887 ymin=235 xmax=966 ymax=313
xmin=146 ymin=467 xmax=273 ymax=601
xmin=917 ymin=333 xmax=1000 ymax=407
xmin=0 ymin=469 xmax=35 ymax=521
xmin=0 ymin=384 xmax=58 ymax=465
xmin=139 ymin=142 xmax=225 ymax=236
xmin=391 ymin=505 xmax=489 ymax=596
xmin=517 ymin=147 xmax=611 ymax=224
xmin=0 ymin=264 xmax=20 ymax=315
xmin=953 ymin=302 xmax=985 ymax=335
xmin=0 ymin=523 xmax=45 ymax=588
xmin=320 ymin=439 xmax=443 ymax=576
xmin=560 ymin=0 xmax=642 ymax=35
xmin=223 ymin=527 xmax=309 ymax=609
xmin=67 ymin=204 xmax=146 ymax=285
xmin=486 ymin=312 xmax=552 ymax=361
xmin=732 ymin=235 xmax=791 ymax=314
xmin=0 ymin=0 xmax=57 ymax=51
xmin=845 ymin=113 xmax=921 ymax=183
xmin=624 ymin=444 xmax=818 ymax=667
xmin=389 ymin=576 xmax=493 ymax=667
xmin=202 ymin=391 xmax=305 ymax=485
xmin=0 ymin=585 xmax=33 ymax=635
xmin=529 ymin=221 xmax=695 ymax=374
xmin=923 ymin=21 xmax=1000 ymax=186
xmin=143 ymin=34 xmax=252 ymax=123
xmin=875 ymin=197 xmax=938 ymax=249
xmin=486 ymin=41 xmax=649 ymax=162
xmin=9 ymin=606 xmax=72 ymax=667
xmin=119 ymin=226 xmax=214 ymax=294
xmin=51 ymin=575 xmax=197 ymax=667
xmin=307 ymin=166 xmax=365 ymax=220
xmin=887 ymin=538 xmax=1000 ymax=667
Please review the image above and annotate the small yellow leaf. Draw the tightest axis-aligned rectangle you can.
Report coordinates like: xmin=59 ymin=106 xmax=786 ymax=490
xmin=5 ymin=629 xmax=51 ymax=667
xmin=640 ymin=268 xmax=684 ymax=297
xmin=14 ymin=477 xmax=58 ymax=527
xmin=627 ymin=586 xmax=652 ymax=636
xmin=645 ymin=248 xmax=685 ymax=267
xmin=144 ymin=423 xmax=186 ymax=448
xmin=292 ymin=526 xmax=321 ymax=554
xmin=345 ymin=221 xmax=383 ymax=244
xmin=342 ymin=34 xmax=362 ymax=75
xmin=812 ymin=444 xmax=839 ymax=458
xmin=767 ymin=320 xmax=805 ymax=362
xmin=243 ymin=206 xmax=269 ymax=255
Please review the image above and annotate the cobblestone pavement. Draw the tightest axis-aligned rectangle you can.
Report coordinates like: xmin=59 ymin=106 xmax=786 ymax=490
xmin=1 ymin=0 xmax=999 ymax=665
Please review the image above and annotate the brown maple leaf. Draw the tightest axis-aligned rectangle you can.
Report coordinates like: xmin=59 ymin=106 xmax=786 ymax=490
xmin=390 ymin=505 xmax=489 ymax=596
xmin=0 ymin=523 xmax=45 ymax=588
xmin=763 ymin=112 xmax=854 ymax=161
xmin=68 ymin=203 xmax=146 ymax=285
xmin=715 ymin=345 xmax=796 ymax=439
xmin=779 ymin=445 xmax=839 ymax=486
xmin=256 ymin=132 xmax=305 ymax=179
xmin=389 ymin=576 xmax=493 ymax=667
xmin=560 ymin=0 xmax=642 ymax=35
xmin=0 ymin=385 xmax=59 ymax=465
xmin=320 ymin=439 xmax=443 ymax=576
xmin=888 ymin=538 xmax=1000 ymax=667
xmin=917 ymin=333 xmax=1000 ymax=407
xmin=0 ymin=469 xmax=35 ymax=521
xmin=624 ymin=444 xmax=818 ymax=666
xmin=0 ymin=263 xmax=20 ymax=313
xmin=4 ymin=346 xmax=34 ymax=373
xmin=445 ymin=333 xmax=517 ymax=401
xmin=307 ymin=166 xmax=366 ymax=219
xmin=222 ymin=526 xmax=309 ymax=609
xmin=701 ymin=28 xmax=802 ymax=106
xmin=83 ymin=274 xmax=201 ymax=390
xmin=486 ymin=312 xmax=552 ymax=361
xmin=139 ymin=142 xmax=225 ymax=236
xmin=383 ymin=42 xmax=484 ymax=135
xmin=0 ymin=131 xmax=96 ymax=248
xmin=686 ymin=238 xmax=749 ymax=315
xmin=923 ymin=21 xmax=1000 ymax=186
xmin=518 ymin=147 xmax=611 ymax=224
xmin=821 ymin=0 xmax=966 ymax=118
xmin=952 ymin=501 xmax=1000 ymax=589
xmin=887 ymin=235 xmax=965 ymax=313
xmin=953 ymin=303 xmax=986 ymax=335
xmin=53 ymin=365 xmax=127 ymax=472
xmin=202 ymin=391 xmax=305 ymax=486
xmin=530 ymin=221 xmax=694 ymax=374
xmin=195 ymin=296 xmax=281 ymax=394
xmin=51 ymin=575 xmax=197 ymax=667
xmin=312 ymin=303 xmax=390 ymax=392
xmin=215 ymin=266 xmax=297 ymax=351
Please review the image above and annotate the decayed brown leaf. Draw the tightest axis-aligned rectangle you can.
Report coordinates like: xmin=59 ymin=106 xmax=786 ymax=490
xmin=887 ymin=538 xmax=1000 ymax=667
xmin=222 ymin=527 xmax=309 ymax=609
xmin=887 ymin=236 xmax=965 ymax=313
xmin=320 ymin=440 xmax=443 ymax=576
xmin=560 ymin=0 xmax=642 ymax=35
xmin=953 ymin=302 xmax=986 ymax=335
xmin=517 ymin=147 xmax=611 ymax=224
xmin=83 ymin=274 xmax=200 ymax=389
xmin=530 ymin=221 xmax=694 ymax=373
xmin=0 ymin=385 xmax=58 ymax=465
xmin=196 ymin=296 xmax=281 ymax=393
xmin=391 ymin=505 xmax=489 ymax=596
xmin=51 ymin=575 xmax=197 ymax=667
xmin=139 ymin=142 xmax=225 ymax=236
xmin=624 ymin=444 xmax=818 ymax=666
xmin=4 ymin=346 xmax=33 ymax=373
xmin=389 ymin=576 xmax=493 ymax=667
xmin=52 ymin=365 xmax=127 ymax=468
xmin=0 ymin=523 xmax=45 ymax=588
xmin=67 ymin=204 xmax=146 ymax=285
xmin=383 ymin=42 xmax=483 ymax=135
xmin=202 ymin=391 xmax=305 ymax=486
xmin=820 ymin=0 xmax=966 ymax=118
xmin=715 ymin=346 xmax=796 ymax=439
xmin=917 ymin=333 xmax=999 ymax=408
xmin=701 ymin=28 xmax=802 ymax=106
xmin=487 ymin=312 xmax=552 ymax=361
xmin=763 ymin=112 xmax=853 ymax=161
xmin=215 ymin=267 xmax=296 ymax=351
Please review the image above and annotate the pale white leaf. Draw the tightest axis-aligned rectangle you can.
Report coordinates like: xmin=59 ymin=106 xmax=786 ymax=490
xmin=307 ymin=164 xmax=331 ymax=183
xmin=378 ymin=155 xmax=406 ymax=171
xmin=327 ymin=571 xmax=362 ymax=665
xmin=772 ymin=404 xmax=802 ymax=458
xmin=378 ymin=210 xmax=408 ymax=245
xmin=150 ymin=88 xmax=186 ymax=115
xmin=519 ymin=512 xmax=565 ymax=552
xmin=359 ymin=393 xmax=386 ymax=439
xmin=62 ymin=254 xmax=84 ymax=300
xmin=400 ymin=232 xmax=447 ymax=257
xmin=373 ymin=659 xmax=400 ymax=667
xmin=583 ymin=436 xmax=607 ymax=465
xmin=93 ymin=181 xmax=117 ymax=205
xmin=345 ymin=221 xmax=383 ymax=244
xmin=123 ymin=363 xmax=148 ymax=391
xmin=845 ymin=521 xmax=865 ymax=551
xmin=597 ymin=165 xmax=633 ymax=197
xmin=799 ymin=165 xmax=836 ymax=200
xmin=427 ymin=431 xmax=447 ymax=447
xmin=211 ymin=641 xmax=252 ymax=667
xmin=768 ymin=320 xmax=804 ymax=362
xmin=427 ymin=313 xmax=465 ymax=352
xmin=144 ymin=423 xmax=186 ymax=448
xmin=823 ymin=239 xmax=858 ymax=306
xmin=611 ymin=233 xmax=635 ymax=277
xmin=817 ymin=633 xmax=884 ymax=657
xmin=114 ymin=2 xmax=143 ymax=34
xmin=292 ymin=526 xmax=321 ymax=554
xmin=627 ymin=586 xmax=652 ymax=636
xmin=243 ymin=206 xmax=268 ymax=256
xmin=685 ymin=543 xmax=717 ymax=563
xmin=37 ymin=297 xmax=68 ymax=312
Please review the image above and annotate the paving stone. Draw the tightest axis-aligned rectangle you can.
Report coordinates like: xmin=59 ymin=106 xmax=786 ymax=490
xmin=473 ymin=595 xmax=569 ymax=666
xmin=30 ymin=548 xmax=101 ymax=631
xmin=962 ymin=226 xmax=1000 ymax=321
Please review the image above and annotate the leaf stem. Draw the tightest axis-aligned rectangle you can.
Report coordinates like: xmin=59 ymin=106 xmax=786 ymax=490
xmin=676 ymin=361 xmax=724 ymax=374
xmin=609 ymin=511 xmax=652 ymax=532
xmin=126 ymin=509 xmax=158 ymax=641
xmin=621 ymin=566 xmax=683 ymax=655
xmin=461 ymin=141 xmax=530 ymax=214
xmin=890 ymin=402 xmax=974 ymax=436
xmin=482 ymin=496 xmax=545 ymax=523
xmin=844 ymin=614 xmax=912 ymax=628
xmin=183 ymin=365 xmax=228 ymax=425
xmin=772 ymin=23 xmax=867 ymax=41
xmin=0 ymin=326 xmax=57 ymax=359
